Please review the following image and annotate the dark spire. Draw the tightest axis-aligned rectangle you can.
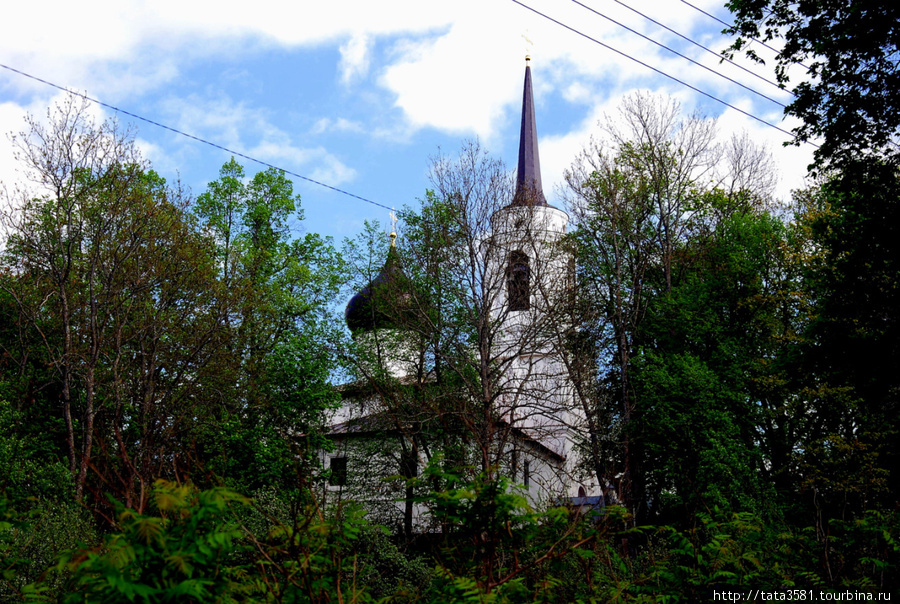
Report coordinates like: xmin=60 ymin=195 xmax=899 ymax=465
xmin=511 ymin=56 xmax=547 ymax=207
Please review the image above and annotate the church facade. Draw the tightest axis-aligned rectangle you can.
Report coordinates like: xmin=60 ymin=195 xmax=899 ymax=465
xmin=321 ymin=58 xmax=601 ymax=533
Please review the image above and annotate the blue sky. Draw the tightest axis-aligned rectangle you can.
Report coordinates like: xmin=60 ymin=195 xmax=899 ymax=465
xmin=0 ymin=0 xmax=815 ymax=245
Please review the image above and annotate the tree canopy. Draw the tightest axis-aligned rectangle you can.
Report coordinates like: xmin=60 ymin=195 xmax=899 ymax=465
xmin=3 ymin=89 xmax=900 ymax=600
xmin=726 ymin=0 xmax=900 ymax=166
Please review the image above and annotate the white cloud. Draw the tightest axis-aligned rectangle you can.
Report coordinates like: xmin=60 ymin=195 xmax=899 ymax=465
xmin=0 ymin=0 xmax=818 ymax=226
xmin=311 ymin=117 xmax=366 ymax=135
xmin=562 ymin=82 xmax=592 ymax=105
xmin=0 ymin=0 xmax=453 ymax=102
xmin=339 ymin=33 xmax=372 ymax=85
xmin=308 ymin=151 xmax=359 ymax=186
xmin=0 ymin=101 xmax=29 ymax=199
xmin=155 ymin=94 xmax=358 ymax=186
xmin=379 ymin=3 xmax=527 ymax=140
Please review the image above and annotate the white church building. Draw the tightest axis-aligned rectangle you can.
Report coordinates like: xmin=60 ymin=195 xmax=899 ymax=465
xmin=321 ymin=58 xmax=602 ymax=533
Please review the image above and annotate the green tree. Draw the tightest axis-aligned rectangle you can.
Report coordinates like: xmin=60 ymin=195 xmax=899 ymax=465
xmin=193 ymin=159 xmax=343 ymax=493
xmin=792 ymin=159 xmax=900 ymax=519
xmin=634 ymin=211 xmax=794 ymax=520
xmin=563 ymin=93 xmax=778 ymax=520
xmin=1 ymin=97 xmax=227 ymax=506
xmin=726 ymin=0 xmax=900 ymax=166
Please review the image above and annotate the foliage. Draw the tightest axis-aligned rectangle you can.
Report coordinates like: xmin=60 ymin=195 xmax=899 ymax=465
xmin=1 ymin=97 xmax=230 ymax=506
xmin=59 ymin=481 xmax=251 ymax=603
xmin=565 ymin=93 xmax=780 ymax=521
xmin=640 ymin=511 xmax=786 ymax=599
xmin=0 ymin=397 xmax=72 ymax=506
xmin=414 ymin=459 xmax=614 ymax=603
xmin=792 ymin=160 xmax=900 ymax=517
xmin=0 ymin=497 xmax=38 ymax=600
xmin=193 ymin=158 xmax=344 ymax=494
xmin=0 ymin=494 xmax=96 ymax=601
xmin=350 ymin=525 xmax=435 ymax=601
xmin=725 ymin=0 xmax=900 ymax=165
xmin=209 ymin=332 xmax=340 ymax=494
xmin=637 ymin=508 xmax=900 ymax=596
xmin=50 ymin=481 xmax=390 ymax=604
xmin=633 ymin=211 xmax=793 ymax=520
xmin=241 ymin=498 xmax=376 ymax=603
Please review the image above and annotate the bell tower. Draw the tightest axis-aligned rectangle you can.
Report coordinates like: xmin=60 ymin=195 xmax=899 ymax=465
xmin=490 ymin=57 xmax=588 ymax=498
xmin=492 ymin=55 xmax=570 ymax=334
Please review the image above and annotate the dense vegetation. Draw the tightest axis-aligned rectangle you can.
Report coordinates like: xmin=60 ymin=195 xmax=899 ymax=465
xmin=2 ymin=3 xmax=899 ymax=598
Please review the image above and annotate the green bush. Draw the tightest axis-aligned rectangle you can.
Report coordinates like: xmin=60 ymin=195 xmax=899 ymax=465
xmin=0 ymin=498 xmax=96 ymax=601
xmin=59 ymin=481 xmax=252 ymax=603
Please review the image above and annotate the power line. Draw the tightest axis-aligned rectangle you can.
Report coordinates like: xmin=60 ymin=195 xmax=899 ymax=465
xmin=509 ymin=0 xmax=815 ymax=147
xmin=568 ymin=0 xmax=787 ymax=109
xmin=0 ymin=62 xmax=394 ymax=212
xmin=607 ymin=0 xmax=790 ymax=95
xmin=676 ymin=0 xmax=811 ymax=71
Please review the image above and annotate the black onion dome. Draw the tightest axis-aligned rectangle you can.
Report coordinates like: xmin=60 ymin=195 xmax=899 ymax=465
xmin=345 ymin=245 xmax=412 ymax=334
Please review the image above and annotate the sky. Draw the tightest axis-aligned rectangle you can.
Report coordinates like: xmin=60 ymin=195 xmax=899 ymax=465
xmin=0 ymin=0 xmax=816 ymax=245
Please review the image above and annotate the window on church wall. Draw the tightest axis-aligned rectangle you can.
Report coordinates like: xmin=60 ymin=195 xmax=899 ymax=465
xmin=507 ymin=251 xmax=530 ymax=311
xmin=329 ymin=456 xmax=348 ymax=486
xmin=567 ymin=257 xmax=576 ymax=290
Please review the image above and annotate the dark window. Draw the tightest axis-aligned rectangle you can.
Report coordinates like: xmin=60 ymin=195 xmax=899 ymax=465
xmin=329 ymin=457 xmax=348 ymax=486
xmin=567 ymin=257 xmax=576 ymax=290
xmin=507 ymin=251 xmax=530 ymax=311
xmin=523 ymin=460 xmax=530 ymax=487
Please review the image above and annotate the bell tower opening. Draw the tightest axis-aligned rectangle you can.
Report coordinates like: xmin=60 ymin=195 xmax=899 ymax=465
xmin=507 ymin=250 xmax=530 ymax=311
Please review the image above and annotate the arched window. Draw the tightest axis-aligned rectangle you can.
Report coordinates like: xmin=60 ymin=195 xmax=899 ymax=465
xmin=507 ymin=251 xmax=530 ymax=311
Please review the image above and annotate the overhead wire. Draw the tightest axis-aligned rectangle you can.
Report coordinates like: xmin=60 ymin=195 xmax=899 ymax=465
xmin=676 ymin=0 xmax=811 ymax=71
xmin=605 ymin=0 xmax=790 ymax=95
xmin=508 ymin=0 xmax=815 ymax=147
xmin=3 ymin=0 xmax=820 ymax=209
xmin=0 ymin=62 xmax=394 ymax=213
xmin=568 ymin=0 xmax=787 ymax=108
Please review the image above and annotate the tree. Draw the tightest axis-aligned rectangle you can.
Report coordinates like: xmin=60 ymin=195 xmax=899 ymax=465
xmin=791 ymin=159 xmax=900 ymax=519
xmin=1 ymin=97 xmax=228 ymax=506
xmin=565 ymin=141 xmax=656 ymax=514
xmin=725 ymin=0 xmax=900 ymax=166
xmin=564 ymin=93 xmax=780 ymax=520
xmin=0 ymin=104 xmax=343 ymax=510
xmin=193 ymin=158 xmax=344 ymax=493
xmin=633 ymin=211 xmax=795 ymax=519
xmin=597 ymin=93 xmax=722 ymax=293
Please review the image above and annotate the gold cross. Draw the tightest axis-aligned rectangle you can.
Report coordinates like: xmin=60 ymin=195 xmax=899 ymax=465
xmin=389 ymin=208 xmax=398 ymax=247
xmin=522 ymin=32 xmax=533 ymax=59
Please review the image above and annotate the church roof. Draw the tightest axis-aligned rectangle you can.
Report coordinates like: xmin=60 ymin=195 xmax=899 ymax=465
xmin=345 ymin=239 xmax=412 ymax=334
xmin=510 ymin=57 xmax=548 ymax=208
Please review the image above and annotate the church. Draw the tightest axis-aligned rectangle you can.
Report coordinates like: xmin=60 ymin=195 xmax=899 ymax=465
xmin=321 ymin=57 xmax=602 ymax=533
